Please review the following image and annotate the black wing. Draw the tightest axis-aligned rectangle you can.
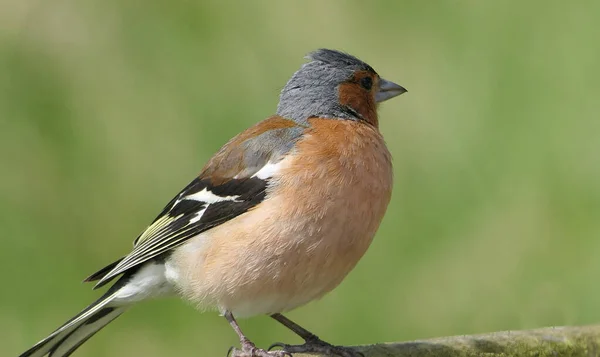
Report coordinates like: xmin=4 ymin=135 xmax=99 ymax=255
xmin=85 ymin=116 xmax=305 ymax=288
xmin=90 ymin=175 xmax=267 ymax=288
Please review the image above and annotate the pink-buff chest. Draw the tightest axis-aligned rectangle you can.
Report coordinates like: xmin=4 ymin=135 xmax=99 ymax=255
xmin=169 ymin=119 xmax=393 ymax=317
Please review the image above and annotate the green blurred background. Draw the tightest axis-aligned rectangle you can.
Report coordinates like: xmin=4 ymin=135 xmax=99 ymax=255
xmin=3 ymin=1 xmax=600 ymax=356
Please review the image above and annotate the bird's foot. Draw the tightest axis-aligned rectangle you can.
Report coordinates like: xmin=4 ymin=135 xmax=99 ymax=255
xmin=269 ymin=337 xmax=364 ymax=357
xmin=229 ymin=339 xmax=292 ymax=357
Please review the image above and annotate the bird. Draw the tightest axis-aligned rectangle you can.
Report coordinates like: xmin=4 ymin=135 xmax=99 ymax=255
xmin=19 ymin=48 xmax=406 ymax=357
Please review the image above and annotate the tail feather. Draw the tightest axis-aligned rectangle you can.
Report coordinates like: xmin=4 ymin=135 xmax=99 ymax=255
xmin=21 ymin=263 xmax=166 ymax=357
xmin=83 ymin=258 xmax=124 ymax=285
xmin=49 ymin=306 xmax=125 ymax=357
xmin=20 ymin=292 xmax=127 ymax=357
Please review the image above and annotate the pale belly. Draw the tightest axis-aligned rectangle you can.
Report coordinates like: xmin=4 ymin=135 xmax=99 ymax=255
xmin=167 ymin=193 xmax=388 ymax=317
xmin=168 ymin=181 xmax=391 ymax=316
xmin=168 ymin=120 xmax=393 ymax=317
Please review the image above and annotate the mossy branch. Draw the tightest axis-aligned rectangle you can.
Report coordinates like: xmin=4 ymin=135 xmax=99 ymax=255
xmin=295 ymin=325 xmax=600 ymax=357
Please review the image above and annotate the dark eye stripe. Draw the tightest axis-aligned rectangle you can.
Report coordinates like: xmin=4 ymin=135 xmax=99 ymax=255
xmin=360 ymin=76 xmax=373 ymax=90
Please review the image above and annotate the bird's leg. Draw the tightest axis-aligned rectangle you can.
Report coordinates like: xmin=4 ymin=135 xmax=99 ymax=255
xmin=225 ymin=311 xmax=290 ymax=357
xmin=268 ymin=313 xmax=364 ymax=357
xmin=270 ymin=313 xmax=319 ymax=342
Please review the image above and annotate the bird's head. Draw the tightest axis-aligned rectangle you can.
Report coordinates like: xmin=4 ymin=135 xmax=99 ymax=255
xmin=276 ymin=48 xmax=406 ymax=127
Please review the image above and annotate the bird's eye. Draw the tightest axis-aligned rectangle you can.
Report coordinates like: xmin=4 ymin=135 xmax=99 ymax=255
xmin=359 ymin=76 xmax=373 ymax=90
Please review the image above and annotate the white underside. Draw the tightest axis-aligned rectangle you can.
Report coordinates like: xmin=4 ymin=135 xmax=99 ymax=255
xmin=112 ymin=263 xmax=175 ymax=305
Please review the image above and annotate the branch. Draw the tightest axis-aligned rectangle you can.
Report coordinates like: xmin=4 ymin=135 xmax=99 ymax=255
xmin=295 ymin=325 xmax=600 ymax=357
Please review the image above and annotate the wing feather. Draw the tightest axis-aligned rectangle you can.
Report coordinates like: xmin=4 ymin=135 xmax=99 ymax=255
xmin=94 ymin=176 xmax=267 ymax=288
xmin=89 ymin=116 xmax=304 ymax=288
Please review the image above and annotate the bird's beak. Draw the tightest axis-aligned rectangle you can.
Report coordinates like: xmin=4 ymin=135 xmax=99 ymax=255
xmin=375 ymin=78 xmax=407 ymax=103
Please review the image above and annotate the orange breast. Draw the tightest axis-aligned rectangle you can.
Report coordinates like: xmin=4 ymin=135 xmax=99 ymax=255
xmin=171 ymin=118 xmax=393 ymax=317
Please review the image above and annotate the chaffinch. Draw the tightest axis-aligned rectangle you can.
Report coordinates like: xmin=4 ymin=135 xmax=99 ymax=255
xmin=20 ymin=49 xmax=406 ymax=357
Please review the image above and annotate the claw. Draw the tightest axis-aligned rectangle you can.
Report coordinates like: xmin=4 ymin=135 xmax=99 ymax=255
xmin=229 ymin=345 xmax=292 ymax=357
xmin=267 ymin=342 xmax=286 ymax=351
xmin=266 ymin=343 xmax=293 ymax=357
xmin=227 ymin=346 xmax=235 ymax=357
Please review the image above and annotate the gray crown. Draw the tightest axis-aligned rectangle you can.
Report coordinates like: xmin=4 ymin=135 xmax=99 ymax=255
xmin=276 ymin=49 xmax=377 ymax=124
